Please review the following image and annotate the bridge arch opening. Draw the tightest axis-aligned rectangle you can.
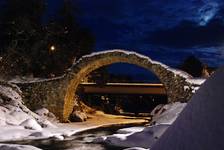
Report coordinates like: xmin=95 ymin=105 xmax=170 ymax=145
xmin=87 ymin=63 xmax=162 ymax=83
xmin=78 ymin=63 xmax=168 ymax=115
xmin=62 ymin=50 xmax=192 ymax=122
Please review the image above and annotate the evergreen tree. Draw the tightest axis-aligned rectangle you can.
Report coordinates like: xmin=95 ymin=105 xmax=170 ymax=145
xmin=179 ymin=55 xmax=203 ymax=77
xmin=0 ymin=0 xmax=46 ymax=78
xmin=41 ymin=0 xmax=94 ymax=77
xmin=0 ymin=0 xmax=95 ymax=79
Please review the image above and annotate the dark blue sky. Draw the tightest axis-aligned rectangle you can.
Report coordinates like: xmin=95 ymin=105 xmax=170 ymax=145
xmin=48 ymin=0 xmax=224 ymax=79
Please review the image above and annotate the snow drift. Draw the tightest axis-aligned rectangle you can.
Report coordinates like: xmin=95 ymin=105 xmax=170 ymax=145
xmin=93 ymin=102 xmax=187 ymax=148
xmin=0 ymin=83 xmax=55 ymax=128
xmin=151 ymin=66 xmax=224 ymax=150
xmin=0 ymin=144 xmax=41 ymax=150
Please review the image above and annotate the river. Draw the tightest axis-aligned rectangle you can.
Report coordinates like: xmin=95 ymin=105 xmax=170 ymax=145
xmin=7 ymin=125 xmax=143 ymax=150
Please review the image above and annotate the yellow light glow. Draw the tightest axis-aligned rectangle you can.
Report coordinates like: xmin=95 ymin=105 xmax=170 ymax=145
xmin=50 ymin=45 xmax=55 ymax=51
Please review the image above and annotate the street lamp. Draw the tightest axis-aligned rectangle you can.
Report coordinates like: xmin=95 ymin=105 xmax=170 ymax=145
xmin=50 ymin=45 xmax=55 ymax=51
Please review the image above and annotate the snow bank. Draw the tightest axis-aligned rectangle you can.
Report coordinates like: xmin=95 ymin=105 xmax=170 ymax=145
xmin=103 ymin=124 xmax=169 ymax=148
xmin=151 ymin=67 xmax=224 ymax=150
xmin=0 ymin=84 xmax=56 ymax=128
xmin=0 ymin=123 xmax=85 ymax=142
xmin=93 ymin=102 xmax=186 ymax=149
xmin=0 ymin=126 xmax=32 ymax=141
xmin=0 ymin=83 xmax=93 ymax=142
xmin=151 ymin=102 xmax=187 ymax=125
xmin=20 ymin=119 xmax=42 ymax=131
xmin=0 ymin=83 xmax=62 ymax=142
xmin=117 ymin=127 xmax=145 ymax=134
xmin=0 ymin=144 xmax=41 ymax=150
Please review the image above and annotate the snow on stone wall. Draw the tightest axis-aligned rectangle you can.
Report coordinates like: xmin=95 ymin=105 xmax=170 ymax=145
xmin=11 ymin=49 xmax=205 ymax=122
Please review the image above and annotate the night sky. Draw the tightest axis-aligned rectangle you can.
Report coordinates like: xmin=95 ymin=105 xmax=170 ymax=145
xmin=42 ymin=0 xmax=224 ymax=79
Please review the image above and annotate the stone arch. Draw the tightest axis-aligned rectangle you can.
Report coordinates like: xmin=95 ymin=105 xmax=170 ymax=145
xmin=62 ymin=49 xmax=193 ymax=122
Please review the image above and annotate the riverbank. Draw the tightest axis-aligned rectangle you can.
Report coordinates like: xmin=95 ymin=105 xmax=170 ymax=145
xmin=0 ymin=111 xmax=151 ymax=150
xmin=58 ymin=111 xmax=150 ymax=131
xmin=0 ymin=102 xmax=187 ymax=150
xmin=0 ymin=81 xmax=150 ymax=143
xmin=0 ymin=82 xmax=186 ymax=150
xmin=0 ymin=111 xmax=149 ymax=143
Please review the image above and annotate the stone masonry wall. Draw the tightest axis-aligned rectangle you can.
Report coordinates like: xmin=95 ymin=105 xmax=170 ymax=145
xmin=12 ymin=49 xmax=203 ymax=122
xmin=14 ymin=76 xmax=69 ymax=120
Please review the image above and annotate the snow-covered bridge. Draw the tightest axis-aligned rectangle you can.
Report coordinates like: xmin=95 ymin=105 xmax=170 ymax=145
xmin=14 ymin=50 xmax=204 ymax=122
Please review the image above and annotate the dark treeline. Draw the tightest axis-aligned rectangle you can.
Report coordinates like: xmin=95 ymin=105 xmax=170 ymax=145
xmin=179 ymin=55 xmax=216 ymax=78
xmin=0 ymin=0 xmax=95 ymax=79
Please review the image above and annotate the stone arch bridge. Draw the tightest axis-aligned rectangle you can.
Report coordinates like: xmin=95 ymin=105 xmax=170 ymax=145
xmin=14 ymin=50 xmax=202 ymax=122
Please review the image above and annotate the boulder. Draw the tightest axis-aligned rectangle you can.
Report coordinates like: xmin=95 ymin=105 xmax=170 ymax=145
xmin=35 ymin=108 xmax=57 ymax=123
xmin=69 ymin=111 xmax=87 ymax=122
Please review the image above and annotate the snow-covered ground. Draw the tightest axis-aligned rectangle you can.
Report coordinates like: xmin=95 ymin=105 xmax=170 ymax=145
xmin=0 ymin=75 xmax=207 ymax=150
xmin=151 ymin=66 xmax=224 ymax=150
xmin=0 ymin=83 xmax=90 ymax=149
xmin=93 ymin=102 xmax=187 ymax=149
xmin=0 ymin=82 xmax=150 ymax=150
xmin=0 ymin=144 xmax=42 ymax=150
xmin=0 ymin=83 xmax=187 ymax=150
xmin=0 ymin=84 xmax=61 ymax=141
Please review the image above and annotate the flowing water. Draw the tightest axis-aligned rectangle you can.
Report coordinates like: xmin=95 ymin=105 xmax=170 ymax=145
xmin=9 ymin=125 xmax=139 ymax=150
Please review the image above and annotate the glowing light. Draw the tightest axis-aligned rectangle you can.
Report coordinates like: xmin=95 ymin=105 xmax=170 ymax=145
xmin=50 ymin=45 xmax=55 ymax=51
